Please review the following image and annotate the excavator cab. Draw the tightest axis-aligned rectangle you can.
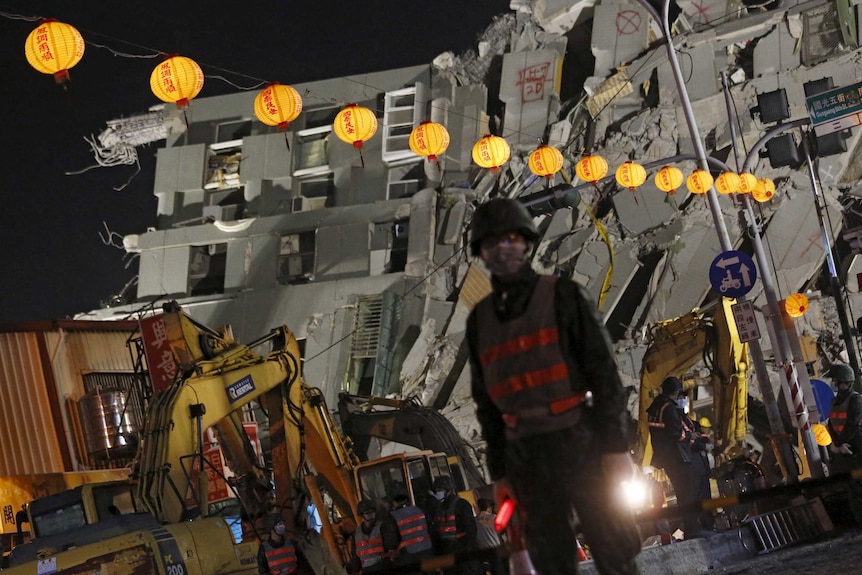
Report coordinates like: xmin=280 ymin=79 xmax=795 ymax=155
xmin=354 ymin=450 xmax=474 ymax=511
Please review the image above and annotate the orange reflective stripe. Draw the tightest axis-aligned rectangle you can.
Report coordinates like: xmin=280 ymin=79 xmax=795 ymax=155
xmin=549 ymin=393 xmax=585 ymax=415
xmin=488 ymin=363 xmax=568 ymax=400
xmin=479 ymin=328 xmax=560 ymax=366
xmin=400 ymin=534 xmax=431 ymax=548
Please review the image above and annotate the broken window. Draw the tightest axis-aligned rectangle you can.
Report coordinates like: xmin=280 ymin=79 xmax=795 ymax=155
xmin=294 ymin=175 xmax=334 ymax=212
xmin=344 ymin=292 xmax=400 ymax=396
xmin=278 ymin=231 xmax=316 ymax=284
xmin=369 ymin=219 xmax=409 ymax=275
xmin=293 ymin=107 xmax=339 ymax=177
xmin=189 ymin=244 xmax=227 ymax=296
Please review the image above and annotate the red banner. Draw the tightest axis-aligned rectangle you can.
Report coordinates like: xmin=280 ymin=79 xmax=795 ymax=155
xmin=139 ymin=314 xmax=178 ymax=392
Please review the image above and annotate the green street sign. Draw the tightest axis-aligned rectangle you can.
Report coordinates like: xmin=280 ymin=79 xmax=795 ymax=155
xmin=806 ymin=80 xmax=862 ymax=125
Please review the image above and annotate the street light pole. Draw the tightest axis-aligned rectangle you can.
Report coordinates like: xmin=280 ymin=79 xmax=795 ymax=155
xmin=720 ymin=71 xmax=797 ymax=480
xmin=799 ymin=130 xmax=862 ymax=389
xmin=632 ymin=0 xmax=824 ymax=478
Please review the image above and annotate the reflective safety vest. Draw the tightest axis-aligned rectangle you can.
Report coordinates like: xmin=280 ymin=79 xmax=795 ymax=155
xmin=475 ymin=276 xmax=585 ymax=439
xmin=355 ymin=522 xmax=385 ymax=569
xmin=831 ymin=392 xmax=854 ymax=435
xmin=263 ymin=539 xmax=298 ymax=575
xmin=435 ymin=498 xmax=465 ymax=542
xmin=391 ymin=505 xmax=432 ymax=553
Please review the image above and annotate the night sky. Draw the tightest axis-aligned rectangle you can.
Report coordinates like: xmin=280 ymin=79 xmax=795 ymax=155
xmin=0 ymin=1 xmax=508 ymax=323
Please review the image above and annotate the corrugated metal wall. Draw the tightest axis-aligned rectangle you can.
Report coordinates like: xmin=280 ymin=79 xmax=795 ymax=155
xmin=0 ymin=324 xmax=139 ymax=476
xmin=0 ymin=332 xmax=65 ymax=474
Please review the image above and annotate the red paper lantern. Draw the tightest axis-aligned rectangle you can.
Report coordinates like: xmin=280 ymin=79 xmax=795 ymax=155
xmin=333 ymin=104 xmax=378 ymax=149
xmin=150 ymin=55 xmax=204 ymax=109
xmin=752 ymin=178 xmax=776 ymax=202
xmin=686 ymin=170 xmax=714 ymax=195
xmin=528 ymin=145 xmax=564 ymax=178
xmin=615 ymin=161 xmax=647 ymax=190
xmin=737 ymin=173 xmax=757 ymax=194
xmin=575 ymin=154 xmax=608 ymax=183
xmin=24 ymin=19 xmax=84 ymax=84
xmin=472 ymin=135 xmax=511 ymax=171
xmin=254 ymin=83 xmax=303 ymax=131
xmin=409 ymin=121 xmax=450 ymax=160
xmin=655 ymin=166 xmax=684 ymax=194
xmin=785 ymin=293 xmax=809 ymax=318
xmin=715 ymin=172 xmax=741 ymax=195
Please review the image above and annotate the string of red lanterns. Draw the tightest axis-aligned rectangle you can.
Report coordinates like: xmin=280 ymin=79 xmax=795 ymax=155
xmin=23 ymin=18 xmax=783 ymax=205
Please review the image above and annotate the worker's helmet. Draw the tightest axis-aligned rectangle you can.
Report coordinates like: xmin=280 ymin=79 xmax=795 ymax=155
xmin=830 ymin=363 xmax=855 ymax=385
xmin=698 ymin=416 xmax=712 ymax=429
xmin=266 ymin=513 xmax=285 ymax=532
xmin=469 ymin=198 xmax=539 ymax=256
xmin=357 ymin=499 xmax=376 ymax=515
xmin=432 ymin=476 xmax=454 ymax=491
xmin=661 ymin=376 xmax=683 ymax=395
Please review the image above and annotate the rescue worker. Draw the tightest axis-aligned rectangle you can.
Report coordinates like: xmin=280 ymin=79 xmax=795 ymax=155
xmin=467 ymin=198 xmax=641 ymax=575
xmin=258 ymin=514 xmax=298 ymax=575
xmin=474 ymin=498 xmax=503 ymax=575
xmin=431 ymin=476 xmax=482 ymax=575
xmin=827 ymin=363 xmax=862 ymax=523
xmin=647 ymin=377 xmax=711 ymax=539
xmin=684 ymin=412 xmax=715 ymax=531
xmin=381 ymin=490 xmax=434 ymax=566
xmin=349 ymin=499 xmax=388 ymax=574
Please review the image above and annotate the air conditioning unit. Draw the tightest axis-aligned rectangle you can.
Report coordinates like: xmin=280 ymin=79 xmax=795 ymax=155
xmin=291 ymin=196 xmax=327 ymax=213
xmin=292 ymin=197 xmax=310 ymax=213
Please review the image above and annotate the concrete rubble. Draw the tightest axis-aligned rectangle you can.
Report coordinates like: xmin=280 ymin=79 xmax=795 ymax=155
xmin=80 ymin=0 xmax=862 ymax=478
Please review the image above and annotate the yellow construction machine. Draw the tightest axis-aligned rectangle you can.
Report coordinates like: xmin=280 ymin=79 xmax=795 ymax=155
xmin=4 ymin=302 xmax=465 ymax=575
xmin=638 ymin=299 xmax=750 ymax=468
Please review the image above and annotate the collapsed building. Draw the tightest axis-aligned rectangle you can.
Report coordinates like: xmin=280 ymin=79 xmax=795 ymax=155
xmin=75 ymin=0 xmax=862 ymax=477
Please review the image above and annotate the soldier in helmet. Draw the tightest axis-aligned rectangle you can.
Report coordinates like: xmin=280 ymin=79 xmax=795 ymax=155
xmin=827 ymin=363 xmax=862 ymax=522
xmin=466 ymin=198 xmax=641 ymax=575
xmin=348 ymin=499 xmax=389 ymax=574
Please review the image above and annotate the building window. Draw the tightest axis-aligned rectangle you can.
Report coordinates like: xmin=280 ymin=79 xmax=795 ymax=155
xmin=294 ymin=175 xmax=334 ymax=212
xmin=293 ymin=107 xmax=339 ymax=177
xmin=205 ymin=142 xmax=242 ymax=190
xmin=203 ymin=188 xmax=245 ymax=222
xmin=216 ymin=120 xmax=252 ymax=143
xmin=278 ymin=231 xmax=316 ymax=284
xmin=382 ymin=86 xmax=420 ymax=163
xmin=387 ymin=163 xmax=423 ymax=199
xmin=189 ymin=244 xmax=227 ymax=296
xmin=369 ymin=219 xmax=409 ymax=275
xmin=344 ymin=292 xmax=400 ymax=396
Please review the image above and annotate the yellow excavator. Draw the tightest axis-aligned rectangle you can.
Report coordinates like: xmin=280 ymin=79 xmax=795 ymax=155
xmin=638 ymin=299 xmax=750 ymax=468
xmin=4 ymin=302 xmax=464 ymax=575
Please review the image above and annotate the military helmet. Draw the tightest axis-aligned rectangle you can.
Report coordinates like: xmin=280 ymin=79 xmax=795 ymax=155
xmin=831 ymin=363 xmax=855 ymax=384
xmin=661 ymin=376 xmax=683 ymax=395
xmin=469 ymin=198 xmax=539 ymax=256
xmin=357 ymin=499 xmax=376 ymax=515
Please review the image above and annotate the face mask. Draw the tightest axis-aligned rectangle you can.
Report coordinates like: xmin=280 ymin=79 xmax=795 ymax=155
xmin=677 ymin=398 xmax=688 ymax=411
xmin=482 ymin=243 xmax=529 ymax=279
xmin=274 ymin=523 xmax=286 ymax=536
xmin=434 ymin=491 xmax=446 ymax=501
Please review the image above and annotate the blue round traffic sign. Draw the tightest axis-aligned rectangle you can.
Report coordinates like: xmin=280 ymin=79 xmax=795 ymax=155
xmin=709 ymin=251 xmax=757 ymax=298
xmin=810 ymin=379 xmax=835 ymax=423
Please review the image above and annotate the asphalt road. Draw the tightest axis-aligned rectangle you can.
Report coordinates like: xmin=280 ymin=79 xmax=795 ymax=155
xmin=708 ymin=528 xmax=862 ymax=574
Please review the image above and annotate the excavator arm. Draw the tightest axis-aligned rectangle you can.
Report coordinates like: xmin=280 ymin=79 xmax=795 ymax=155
xmin=135 ymin=302 xmax=361 ymax=573
xmin=135 ymin=305 xmax=297 ymax=523
xmin=638 ymin=300 xmax=749 ymax=465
